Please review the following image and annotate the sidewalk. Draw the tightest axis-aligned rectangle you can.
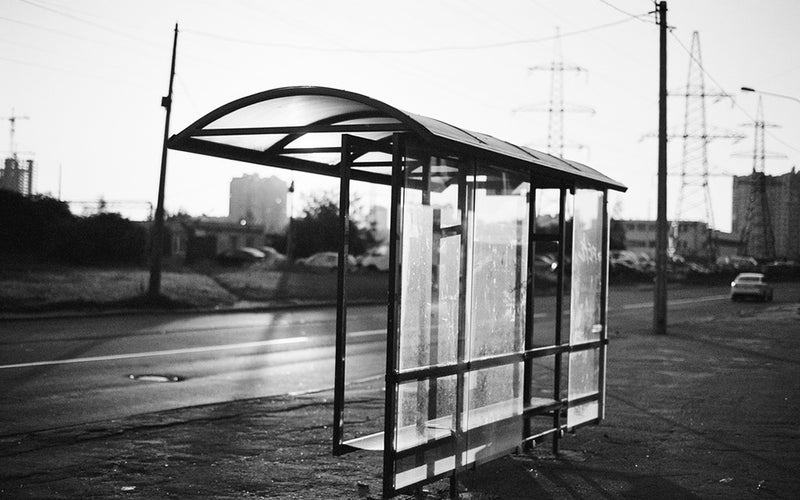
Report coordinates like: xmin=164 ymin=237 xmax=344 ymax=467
xmin=2 ymin=304 xmax=799 ymax=499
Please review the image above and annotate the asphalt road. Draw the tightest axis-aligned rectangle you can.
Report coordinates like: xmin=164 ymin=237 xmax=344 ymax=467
xmin=0 ymin=282 xmax=794 ymax=436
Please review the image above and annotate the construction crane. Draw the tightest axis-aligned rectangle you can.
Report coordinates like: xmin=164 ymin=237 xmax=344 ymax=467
xmin=1 ymin=108 xmax=30 ymax=158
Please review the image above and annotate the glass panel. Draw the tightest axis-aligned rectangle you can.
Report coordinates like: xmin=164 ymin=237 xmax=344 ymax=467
xmin=205 ymin=94 xmax=383 ymax=129
xmin=398 ymin=156 xmax=461 ymax=371
xmin=567 ymin=189 xmax=605 ymax=428
xmin=395 ymin=377 xmax=457 ymax=451
xmin=567 ymin=401 xmax=599 ymax=428
xmin=393 ymin=376 xmax=457 ymax=489
xmin=462 ymin=364 xmax=524 ymax=466
xmin=468 ymin=167 xmax=528 ymax=360
xmin=201 ymin=134 xmax=285 ymax=151
xmin=530 ymin=186 xmax=561 ymax=353
xmin=398 ymin=200 xmax=433 ymax=371
xmin=569 ymin=190 xmax=604 ymax=344
xmin=462 ymin=165 xmax=528 ymax=467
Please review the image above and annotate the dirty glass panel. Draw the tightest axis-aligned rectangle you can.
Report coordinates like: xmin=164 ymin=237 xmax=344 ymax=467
xmin=393 ymin=376 xmax=457 ymax=489
xmin=398 ymin=156 xmax=461 ymax=371
xmin=569 ymin=189 xmax=604 ymax=345
xmin=391 ymin=152 xmax=465 ymax=492
xmin=462 ymin=364 xmax=524 ymax=466
xmin=567 ymin=189 xmax=605 ymax=428
xmin=468 ymin=167 xmax=529 ymax=359
xmin=398 ymin=197 xmax=433 ymax=372
xmin=462 ymin=165 xmax=528 ymax=468
xmin=567 ymin=349 xmax=601 ymax=427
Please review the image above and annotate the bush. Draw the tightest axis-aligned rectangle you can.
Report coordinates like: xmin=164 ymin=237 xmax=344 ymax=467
xmin=0 ymin=190 xmax=146 ymax=265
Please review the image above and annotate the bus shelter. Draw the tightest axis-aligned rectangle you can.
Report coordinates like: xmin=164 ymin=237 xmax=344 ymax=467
xmin=168 ymin=86 xmax=626 ymax=498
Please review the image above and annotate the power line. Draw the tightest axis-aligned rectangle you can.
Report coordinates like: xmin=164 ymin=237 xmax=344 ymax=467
xmin=17 ymin=0 xmax=162 ymax=49
xmin=669 ymin=29 xmax=800 ymax=156
xmin=183 ymin=14 xmax=648 ymax=54
xmin=596 ymin=0 xmax=657 ymax=24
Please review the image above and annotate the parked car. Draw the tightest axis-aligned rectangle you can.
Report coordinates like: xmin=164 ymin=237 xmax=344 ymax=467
xmin=716 ymin=255 xmax=759 ymax=272
xmin=358 ymin=245 xmax=389 ymax=272
xmin=260 ymin=246 xmax=288 ymax=267
xmin=730 ymin=272 xmax=773 ymax=302
xmin=216 ymin=247 xmax=266 ymax=266
xmin=296 ymin=251 xmax=357 ymax=272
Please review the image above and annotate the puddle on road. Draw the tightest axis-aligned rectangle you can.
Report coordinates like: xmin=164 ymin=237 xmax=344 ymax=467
xmin=128 ymin=374 xmax=184 ymax=383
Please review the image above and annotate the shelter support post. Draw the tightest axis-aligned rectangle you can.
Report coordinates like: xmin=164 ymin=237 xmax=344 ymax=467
xmin=553 ymin=186 xmax=568 ymax=454
xmin=598 ymin=190 xmax=609 ymax=419
xmin=333 ymin=134 xmax=352 ymax=454
xmin=523 ymin=180 xmax=537 ymax=450
xmin=382 ymin=133 xmax=405 ymax=498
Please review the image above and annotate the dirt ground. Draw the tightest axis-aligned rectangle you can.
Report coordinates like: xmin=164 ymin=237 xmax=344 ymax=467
xmin=1 ymin=303 xmax=799 ymax=499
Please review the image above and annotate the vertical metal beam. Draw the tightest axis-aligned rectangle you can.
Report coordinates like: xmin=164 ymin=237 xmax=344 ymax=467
xmin=523 ymin=182 xmax=536 ymax=446
xmin=429 ymin=208 xmax=441 ymax=421
xmin=383 ymin=133 xmax=404 ymax=498
xmin=553 ymin=186 xmax=568 ymax=454
xmin=512 ymin=194 xmax=524 ymax=416
xmin=332 ymin=134 xmax=351 ymax=453
xmin=598 ymin=190 xmax=609 ymax=420
xmin=452 ymin=158 xmax=473 ymax=496
xmin=654 ymin=0 xmax=669 ymax=335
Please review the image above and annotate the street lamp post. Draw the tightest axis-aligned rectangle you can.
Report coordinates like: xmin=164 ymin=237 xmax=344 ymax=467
xmin=741 ymin=86 xmax=800 ymax=105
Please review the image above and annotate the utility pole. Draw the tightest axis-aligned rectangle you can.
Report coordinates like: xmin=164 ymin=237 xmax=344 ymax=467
xmin=654 ymin=1 xmax=668 ymax=335
xmin=148 ymin=23 xmax=178 ymax=302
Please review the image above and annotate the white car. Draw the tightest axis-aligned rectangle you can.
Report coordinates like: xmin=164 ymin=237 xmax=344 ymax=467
xmin=296 ymin=251 xmax=356 ymax=272
xmin=730 ymin=272 xmax=773 ymax=302
xmin=358 ymin=245 xmax=390 ymax=272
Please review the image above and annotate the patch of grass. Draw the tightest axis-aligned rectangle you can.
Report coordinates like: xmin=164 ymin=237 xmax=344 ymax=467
xmin=0 ymin=266 xmax=237 ymax=312
xmin=211 ymin=267 xmax=388 ymax=303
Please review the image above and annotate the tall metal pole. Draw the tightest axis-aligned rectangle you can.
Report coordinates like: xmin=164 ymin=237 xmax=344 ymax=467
xmin=654 ymin=2 xmax=668 ymax=335
xmin=148 ymin=23 xmax=178 ymax=301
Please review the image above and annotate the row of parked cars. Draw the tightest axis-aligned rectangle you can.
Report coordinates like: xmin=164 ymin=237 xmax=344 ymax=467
xmin=215 ymin=245 xmax=390 ymax=273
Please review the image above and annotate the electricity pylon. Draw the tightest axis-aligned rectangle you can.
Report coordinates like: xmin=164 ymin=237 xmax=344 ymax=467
xmin=517 ymin=28 xmax=593 ymax=158
xmin=671 ymin=32 xmax=744 ymax=262
xmin=736 ymin=97 xmax=784 ymax=260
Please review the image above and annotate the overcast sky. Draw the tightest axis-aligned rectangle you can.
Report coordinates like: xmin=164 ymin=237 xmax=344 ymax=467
xmin=2 ymin=0 xmax=799 ymax=232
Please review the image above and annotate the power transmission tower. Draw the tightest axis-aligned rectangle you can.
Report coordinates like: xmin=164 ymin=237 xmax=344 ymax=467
xmin=671 ymin=32 xmax=744 ymax=262
xmin=520 ymin=28 xmax=593 ymax=158
xmin=736 ymin=97 xmax=784 ymax=260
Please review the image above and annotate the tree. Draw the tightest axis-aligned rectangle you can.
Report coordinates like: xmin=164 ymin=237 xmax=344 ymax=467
xmin=610 ymin=218 xmax=626 ymax=251
xmin=291 ymin=192 xmax=376 ymax=258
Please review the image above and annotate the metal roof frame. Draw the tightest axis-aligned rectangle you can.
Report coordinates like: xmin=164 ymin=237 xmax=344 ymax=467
xmin=167 ymin=86 xmax=626 ymax=192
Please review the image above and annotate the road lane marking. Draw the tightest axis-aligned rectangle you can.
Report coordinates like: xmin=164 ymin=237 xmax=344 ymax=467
xmin=349 ymin=329 xmax=385 ymax=337
xmin=0 ymin=336 xmax=309 ymax=370
xmin=621 ymin=294 xmax=729 ymax=310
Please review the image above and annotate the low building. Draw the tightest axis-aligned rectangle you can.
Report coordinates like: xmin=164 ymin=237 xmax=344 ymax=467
xmin=165 ymin=216 xmax=268 ymax=263
xmin=621 ymin=219 xmax=737 ymax=262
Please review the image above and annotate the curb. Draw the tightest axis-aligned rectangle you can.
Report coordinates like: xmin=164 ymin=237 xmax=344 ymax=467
xmin=0 ymin=298 xmax=386 ymax=322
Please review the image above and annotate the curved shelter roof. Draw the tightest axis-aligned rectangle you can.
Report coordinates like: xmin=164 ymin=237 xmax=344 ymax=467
xmin=168 ymin=86 xmax=626 ymax=191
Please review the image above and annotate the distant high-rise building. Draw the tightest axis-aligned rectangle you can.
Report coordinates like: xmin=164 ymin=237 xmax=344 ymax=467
xmin=0 ymin=157 xmax=34 ymax=196
xmin=732 ymin=168 xmax=800 ymax=260
xmin=367 ymin=205 xmax=388 ymax=243
xmin=228 ymin=173 xmax=288 ymax=234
